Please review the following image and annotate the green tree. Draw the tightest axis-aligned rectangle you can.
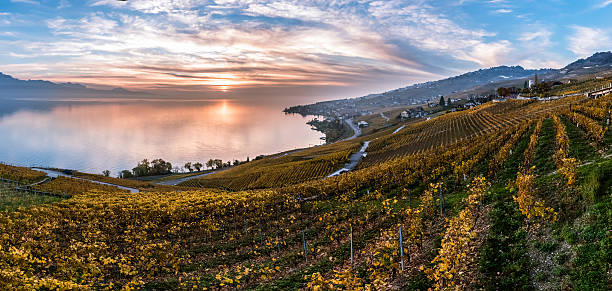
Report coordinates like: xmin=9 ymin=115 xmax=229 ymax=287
xmin=184 ymin=162 xmax=193 ymax=172
xmin=102 ymin=170 xmax=110 ymax=177
xmin=120 ymin=170 xmax=134 ymax=179
xmin=439 ymin=96 xmax=446 ymax=107
xmin=132 ymin=159 xmax=150 ymax=177
xmin=193 ymin=162 xmax=203 ymax=172
xmin=206 ymin=159 xmax=215 ymax=169
xmin=151 ymin=159 xmax=172 ymax=175
xmin=214 ymin=159 xmax=223 ymax=169
xmin=497 ymin=87 xmax=510 ymax=97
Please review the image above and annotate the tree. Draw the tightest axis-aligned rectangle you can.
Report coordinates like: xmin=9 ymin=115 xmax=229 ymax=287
xmin=523 ymin=80 xmax=529 ymax=89
xmin=246 ymin=156 xmax=250 ymax=162
xmin=214 ymin=159 xmax=223 ymax=169
xmin=132 ymin=159 xmax=150 ymax=177
xmin=102 ymin=170 xmax=110 ymax=177
xmin=184 ymin=162 xmax=193 ymax=172
xmin=439 ymin=96 xmax=446 ymax=107
xmin=206 ymin=159 xmax=215 ymax=169
xmin=233 ymin=160 xmax=240 ymax=166
xmin=151 ymin=159 xmax=172 ymax=175
xmin=193 ymin=162 xmax=203 ymax=172
xmin=497 ymin=87 xmax=510 ymax=97
xmin=120 ymin=170 xmax=134 ymax=179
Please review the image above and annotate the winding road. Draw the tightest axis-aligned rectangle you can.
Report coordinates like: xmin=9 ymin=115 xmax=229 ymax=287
xmin=380 ymin=112 xmax=390 ymax=122
xmin=393 ymin=125 xmax=406 ymax=134
xmin=327 ymin=141 xmax=371 ymax=177
xmin=343 ymin=118 xmax=361 ymax=141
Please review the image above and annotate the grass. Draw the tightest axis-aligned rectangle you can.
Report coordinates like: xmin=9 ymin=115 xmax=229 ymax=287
xmin=478 ymin=186 xmax=532 ymax=290
xmin=0 ymin=181 xmax=62 ymax=211
xmin=558 ymin=159 xmax=612 ymax=290
xmin=561 ymin=116 xmax=598 ymax=161
xmin=496 ymin=124 xmax=533 ymax=182
xmin=534 ymin=118 xmax=556 ymax=175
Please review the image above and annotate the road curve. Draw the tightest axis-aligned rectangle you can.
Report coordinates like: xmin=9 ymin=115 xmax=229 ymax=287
xmin=328 ymin=141 xmax=371 ymax=177
xmin=343 ymin=118 xmax=361 ymax=141
xmin=380 ymin=112 xmax=390 ymax=122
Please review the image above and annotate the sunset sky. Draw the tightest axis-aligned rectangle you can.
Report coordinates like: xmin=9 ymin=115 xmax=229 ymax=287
xmin=1 ymin=0 xmax=612 ymax=100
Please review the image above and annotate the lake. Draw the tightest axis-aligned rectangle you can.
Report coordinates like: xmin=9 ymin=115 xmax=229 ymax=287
xmin=0 ymin=98 xmax=323 ymax=176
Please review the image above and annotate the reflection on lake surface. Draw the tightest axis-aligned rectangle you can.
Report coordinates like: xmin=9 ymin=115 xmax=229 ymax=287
xmin=0 ymin=99 xmax=323 ymax=175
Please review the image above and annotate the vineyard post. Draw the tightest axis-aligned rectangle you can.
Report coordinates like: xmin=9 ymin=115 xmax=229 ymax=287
xmin=302 ymin=230 xmax=308 ymax=264
xmin=399 ymin=226 xmax=404 ymax=271
xmin=275 ymin=226 xmax=281 ymax=253
xmin=244 ymin=216 xmax=247 ymax=236
xmin=439 ymin=184 xmax=444 ymax=217
xmin=350 ymin=225 xmax=353 ymax=265
xmin=233 ymin=206 xmax=237 ymax=234
xmin=259 ymin=219 xmax=263 ymax=244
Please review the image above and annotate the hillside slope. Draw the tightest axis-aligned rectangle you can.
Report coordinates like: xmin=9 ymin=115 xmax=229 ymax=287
xmin=1 ymin=87 xmax=610 ymax=289
xmin=287 ymin=52 xmax=612 ymax=117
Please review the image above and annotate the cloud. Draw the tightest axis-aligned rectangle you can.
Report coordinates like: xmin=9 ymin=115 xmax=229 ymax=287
xmin=568 ymin=25 xmax=612 ymax=57
xmin=58 ymin=0 xmax=71 ymax=9
xmin=494 ymin=9 xmax=512 ymax=14
xmin=596 ymin=0 xmax=612 ymax=8
xmin=10 ymin=0 xmax=39 ymax=4
xmin=5 ymin=0 xmax=561 ymax=94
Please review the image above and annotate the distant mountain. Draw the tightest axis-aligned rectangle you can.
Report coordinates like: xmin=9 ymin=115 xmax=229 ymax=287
xmin=0 ymin=72 xmax=87 ymax=90
xmin=0 ymin=72 xmax=137 ymax=99
xmin=286 ymin=66 xmax=556 ymax=117
xmin=286 ymin=52 xmax=612 ymax=117
xmin=559 ymin=51 xmax=612 ymax=76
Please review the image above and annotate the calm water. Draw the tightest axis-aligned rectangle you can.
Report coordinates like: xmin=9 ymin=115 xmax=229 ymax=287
xmin=0 ymin=98 xmax=323 ymax=175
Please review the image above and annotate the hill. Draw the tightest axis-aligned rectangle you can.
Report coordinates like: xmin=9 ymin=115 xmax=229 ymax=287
xmin=0 ymin=72 xmax=138 ymax=99
xmin=1 ymin=76 xmax=610 ymax=289
xmin=560 ymin=51 xmax=612 ymax=77
xmin=286 ymin=52 xmax=612 ymax=118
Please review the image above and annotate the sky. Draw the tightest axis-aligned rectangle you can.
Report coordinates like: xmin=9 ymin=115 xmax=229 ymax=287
xmin=1 ymin=0 xmax=612 ymax=101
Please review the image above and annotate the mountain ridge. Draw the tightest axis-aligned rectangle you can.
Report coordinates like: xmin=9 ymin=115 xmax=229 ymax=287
xmin=0 ymin=72 xmax=139 ymax=99
xmin=286 ymin=51 xmax=612 ymax=117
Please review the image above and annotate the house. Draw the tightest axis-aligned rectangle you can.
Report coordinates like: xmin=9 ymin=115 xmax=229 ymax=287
xmin=400 ymin=110 xmax=410 ymax=119
xmin=358 ymin=121 xmax=369 ymax=128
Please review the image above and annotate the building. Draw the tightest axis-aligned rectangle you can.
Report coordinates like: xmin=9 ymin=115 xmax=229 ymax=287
xmin=358 ymin=121 xmax=369 ymax=128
